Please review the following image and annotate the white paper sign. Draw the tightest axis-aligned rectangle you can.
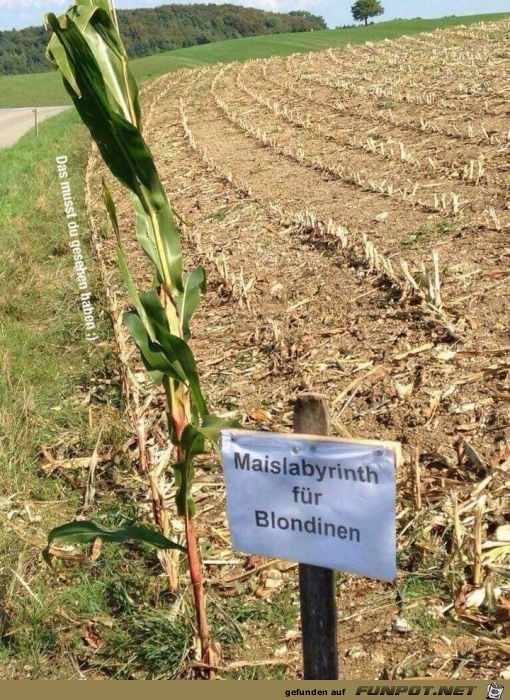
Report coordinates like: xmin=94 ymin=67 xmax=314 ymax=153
xmin=221 ymin=429 xmax=398 ymax=581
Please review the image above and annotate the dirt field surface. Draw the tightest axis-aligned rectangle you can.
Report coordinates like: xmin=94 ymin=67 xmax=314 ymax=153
xmin=87 ymin=20 xmax=510 ymax=679
xmin=0 ymin=106 xmax=69 ymax=147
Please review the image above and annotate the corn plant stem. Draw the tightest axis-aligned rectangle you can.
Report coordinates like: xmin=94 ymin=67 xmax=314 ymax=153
xmin=163 ymin=372 xmax=212 ymax=674
xmin=116 ymin=39 xmax=210 ymax=669
xmin=185 ymin=511 xmax=213 ymax=671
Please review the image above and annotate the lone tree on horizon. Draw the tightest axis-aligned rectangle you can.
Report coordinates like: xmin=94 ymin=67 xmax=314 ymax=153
xmin=351 ymin=0 xmax=384 ymax=25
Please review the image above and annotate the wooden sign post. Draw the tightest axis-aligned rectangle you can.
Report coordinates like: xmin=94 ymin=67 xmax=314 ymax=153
xmin=293 ymin=394 xmax=339 ymax=680
xmin=220 ymin=399 xmax=398 ymax=681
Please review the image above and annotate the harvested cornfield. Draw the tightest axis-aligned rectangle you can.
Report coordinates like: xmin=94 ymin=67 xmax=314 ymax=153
xmin=86 ymin=19 xmax=510 ymax=679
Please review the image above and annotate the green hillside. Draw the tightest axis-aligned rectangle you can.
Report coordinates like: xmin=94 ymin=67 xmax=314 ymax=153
xmin=1 ymin=13 xmax=509 ymax=109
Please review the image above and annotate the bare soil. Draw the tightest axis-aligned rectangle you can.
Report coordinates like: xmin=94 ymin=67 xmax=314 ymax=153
xmin=87 ymin=20 xmax=510 ymax=679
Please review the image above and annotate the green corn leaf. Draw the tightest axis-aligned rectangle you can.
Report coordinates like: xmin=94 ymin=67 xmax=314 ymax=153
xmin=178 ymin=267 xmax=206 ymax=339
xmin=123 ymin=310 xmax=183 ymax=381
xmin=101 ymin=179 xmax=120 ymax=237
xmin=138 ymin=288 xmax=171 ymax=332
xmin=46 ymin=32 xmax=81 ymax=96
xmin=46 ymin=11 xmax=184 ymax=295
xmin=148 ymin=369 xmax=165 ymax=385
xmin=194 ymin=414 xmax=241 ymax=459
xmin=102 ymin=180 xmax=153 ymax=334
xmin=133 ymin=200 xmax=163 ymax=281
xmin=154 ymin=203 xmax=185 ymax=294
xmin=61 ymin=0 xmax=141 ymax=128
xmin=43 ymin=519 xmax=185 ymax=565
xmin=116 ymin=245 xmax=152 ymax=331
xmin=174 ymin=415 xmax=239 ymax=515
xmin=138 ymin=291 xmax=207 ymax=415
xmin=47 ymin=12 xmax=153 ymax=198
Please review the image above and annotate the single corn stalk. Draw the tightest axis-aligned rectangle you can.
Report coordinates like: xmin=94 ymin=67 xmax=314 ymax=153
xmin=45 ymin=0 xmax=236 ymax=672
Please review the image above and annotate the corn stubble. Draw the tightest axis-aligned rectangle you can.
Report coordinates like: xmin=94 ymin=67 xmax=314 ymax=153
xmin=45 ymin=0 xmax=235 ymax=671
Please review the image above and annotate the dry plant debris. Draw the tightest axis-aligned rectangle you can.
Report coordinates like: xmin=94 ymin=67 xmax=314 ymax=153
xmin=84 ymin=19 xmax=510 ymax=679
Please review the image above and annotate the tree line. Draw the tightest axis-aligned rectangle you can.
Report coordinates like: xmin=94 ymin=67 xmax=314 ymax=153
xmin=0 ymin=4 xmax=326 ymax=76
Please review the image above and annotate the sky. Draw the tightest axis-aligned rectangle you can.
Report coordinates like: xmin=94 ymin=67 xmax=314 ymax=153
xmin=1 ymin=0 xmax=509 ymax=32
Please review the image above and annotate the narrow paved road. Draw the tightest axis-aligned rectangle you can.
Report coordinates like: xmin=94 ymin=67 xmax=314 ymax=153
xmin=0 ymin=106 xmax=70 ymax=147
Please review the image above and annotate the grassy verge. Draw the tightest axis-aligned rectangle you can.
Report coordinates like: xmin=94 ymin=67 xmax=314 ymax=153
xmin=0 ymin=111 xmax=103 ymax=491
xmin=1 ymin=13 xmax=509 ymax=108
xmin=0 ymin=108 xmax=105 ymax=678
xmin=0 ymin=110 xmax=164 ymax=679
